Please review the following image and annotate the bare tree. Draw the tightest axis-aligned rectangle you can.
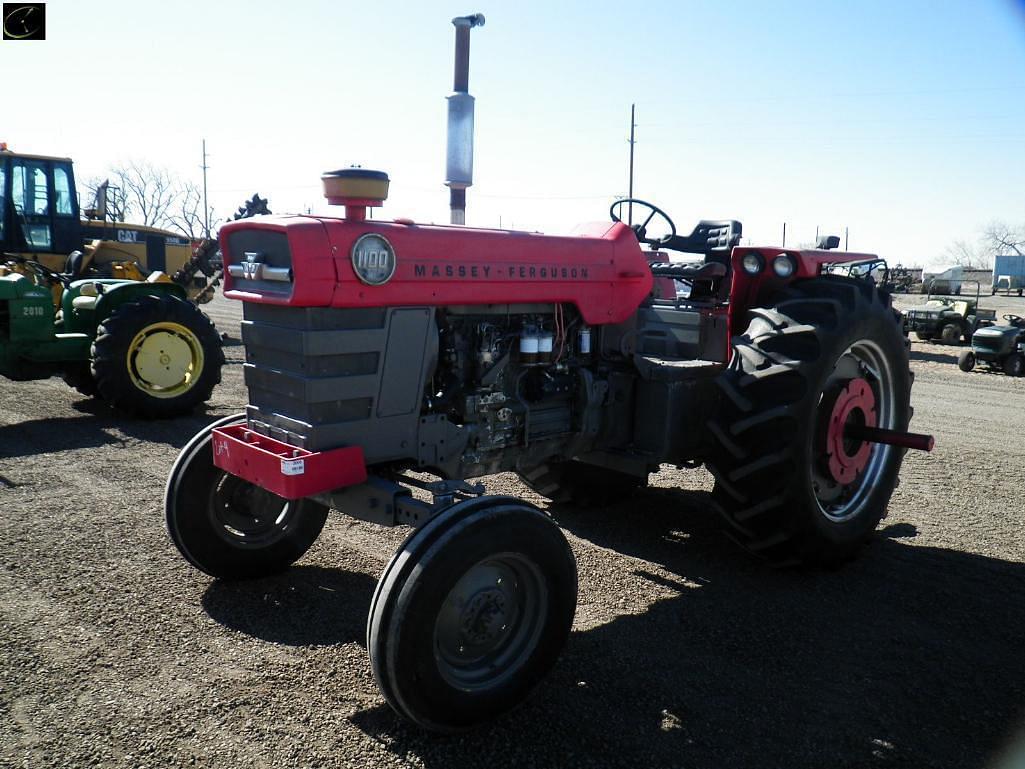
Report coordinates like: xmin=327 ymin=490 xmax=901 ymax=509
xmin=79 ymin=162 xmax=216 ymax=238
xmin=944 ymin=238 xmax=992 ymax=270
xmin=166 ymin=182 xmax=219 ymax=240
xmin=983 ymin=220 xmax=1025 ymax=258
xmin=112 ymin=161 xmax=177 ymax=228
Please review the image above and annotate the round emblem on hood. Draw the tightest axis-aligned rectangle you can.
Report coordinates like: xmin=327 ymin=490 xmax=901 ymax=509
xmin=351 ymin=233 xmax=396 ymax=286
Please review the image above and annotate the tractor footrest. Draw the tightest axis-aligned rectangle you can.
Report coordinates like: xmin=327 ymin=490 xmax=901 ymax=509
xmin=211 ymin=425 xmax=367 ymax=500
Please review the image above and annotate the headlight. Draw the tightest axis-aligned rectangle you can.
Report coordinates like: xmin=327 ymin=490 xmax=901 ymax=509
xmin=772 ymin=254 xmax=796 ymax=278
xmin=741 ymin=252 xmax=764 ymax=275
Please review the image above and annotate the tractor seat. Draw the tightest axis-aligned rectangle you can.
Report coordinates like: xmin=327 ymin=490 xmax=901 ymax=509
xmin=649 ymin=261 xmax=727 ymax=281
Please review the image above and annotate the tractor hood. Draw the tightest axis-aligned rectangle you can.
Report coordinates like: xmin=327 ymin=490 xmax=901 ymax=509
xmin=973 ymin=325 xmax=1019 ymax=340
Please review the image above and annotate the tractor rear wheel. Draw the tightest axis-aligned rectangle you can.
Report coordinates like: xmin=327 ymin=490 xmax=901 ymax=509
xmin=1003 ymin=353 xmax=1024 ymax=377
xmin=165 ymin=415 xmax=329 ymax=579
xmin=91 ymin=294 xmax=223 ymax=417
xmin=940 ymin=323 xmax=962 ymax=345
xmin=958 ymin=350 xmax=976 ymax=372
xmin=367 ymin=496 xmax=576 ymax=732
xmin=706 ymin=277 xmax=912 ymax=566
xmin=518 ymin=460 xmax=644 ymax=506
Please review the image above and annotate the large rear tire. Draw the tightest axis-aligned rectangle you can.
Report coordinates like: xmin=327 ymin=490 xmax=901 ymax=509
xmin=92 ymin=294 xmax=223 ymax=418
xmin=367 ymin=497 xmax=577 ymax=732
xmin=706 ymin=277 xmax=912 ymax=566
xmin=165 ymin=415 xmax=329 ymax=579
xmin=518 ymin=460 xmax=644 ymax=506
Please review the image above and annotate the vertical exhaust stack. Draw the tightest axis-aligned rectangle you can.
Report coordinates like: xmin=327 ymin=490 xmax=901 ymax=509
xmin=446 ymin=13 xmax=485 ymax=225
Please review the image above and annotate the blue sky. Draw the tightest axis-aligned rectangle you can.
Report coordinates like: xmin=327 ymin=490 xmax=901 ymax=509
xmin=3 ymin=0 xmax=1024 ymax=264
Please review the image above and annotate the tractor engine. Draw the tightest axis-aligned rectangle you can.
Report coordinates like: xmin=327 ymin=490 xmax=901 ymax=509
xmin=241 ymin=299 xmax=605 ymax=483
xmin=428 ymin=306 xmax=595 ymax=474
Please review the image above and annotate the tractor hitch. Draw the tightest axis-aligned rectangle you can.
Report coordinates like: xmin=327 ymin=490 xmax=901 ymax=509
xmin=844 ymin=424 xmax=934 ymax=452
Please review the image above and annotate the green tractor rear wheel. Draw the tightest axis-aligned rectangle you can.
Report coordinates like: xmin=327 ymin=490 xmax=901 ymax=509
xmin=91 ymin=294 xmax=223 ymax=417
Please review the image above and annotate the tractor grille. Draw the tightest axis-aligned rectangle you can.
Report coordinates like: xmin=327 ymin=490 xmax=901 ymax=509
xmin=240 ymin=303 xmax=437 ymax=463
xmin=972 ymin=335 xmax=1003 ymax=352
xmin=225 ymin=230 xmax=294 ymax=298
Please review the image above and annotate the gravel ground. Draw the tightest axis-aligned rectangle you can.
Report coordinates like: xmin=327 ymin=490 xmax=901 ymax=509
xmin=2 ymin=291 xmax=1024 ymax=769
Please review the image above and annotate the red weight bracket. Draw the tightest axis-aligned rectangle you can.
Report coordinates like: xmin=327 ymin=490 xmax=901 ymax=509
xmin=211 ymin=425 xmax=367 ymax=500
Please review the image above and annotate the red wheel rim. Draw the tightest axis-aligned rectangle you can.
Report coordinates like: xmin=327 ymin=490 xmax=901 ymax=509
xmin=822 ymin=377 xmax=877 ymax=485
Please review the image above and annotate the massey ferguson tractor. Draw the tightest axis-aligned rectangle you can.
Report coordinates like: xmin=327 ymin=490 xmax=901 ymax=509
xmin=166 ymin=169 xmax=933 ymax=732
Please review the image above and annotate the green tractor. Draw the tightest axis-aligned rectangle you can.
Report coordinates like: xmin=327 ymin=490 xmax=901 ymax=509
xmin=958 ymin=314 xmax=1025 ymax=377
xmin=0 ymin=257 xmax=223 ymax=417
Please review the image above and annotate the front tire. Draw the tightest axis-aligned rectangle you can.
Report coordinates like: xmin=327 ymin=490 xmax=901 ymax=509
xmin=92 ymin=294 xmax=223 ymax=417
xmin=368 ymin=497 xmax=577 ymax=732
xmin=958 ymin=350 xmax=976 ymax=372
xmin=707 ymin=277 xmax=912 ymax=566
xmin=62 ymin=362 xmax=98 ymax=396
xmin=165 ymin=415 xmax=329 ymax=579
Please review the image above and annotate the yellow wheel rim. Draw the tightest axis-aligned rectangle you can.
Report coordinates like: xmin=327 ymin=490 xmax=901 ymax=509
xmin=127 ymin=321 xmax=204 ymax=398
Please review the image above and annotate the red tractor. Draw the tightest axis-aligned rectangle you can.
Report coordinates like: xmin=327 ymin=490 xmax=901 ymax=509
xmin=165 ymin=169 xmax=932 ymax=732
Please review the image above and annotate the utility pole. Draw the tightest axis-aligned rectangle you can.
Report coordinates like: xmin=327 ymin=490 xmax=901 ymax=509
xmin=201 ymin=139 xmax=210 ymax=238
xmin=445 ymin=13 xmax=485 ymax=225
xmin=845 ymin=226 xmax=849 ymax=250
xmin=628 ymin=104 xmax=636 ymax=226
xmin=815 ymin=225 xmax=819 ymax=244
xmin=782 ymin=222 xmax=787 ymax=247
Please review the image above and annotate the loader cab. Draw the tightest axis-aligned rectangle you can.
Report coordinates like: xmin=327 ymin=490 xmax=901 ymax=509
xmin=0 ymin=147 xmax=83 ymax=259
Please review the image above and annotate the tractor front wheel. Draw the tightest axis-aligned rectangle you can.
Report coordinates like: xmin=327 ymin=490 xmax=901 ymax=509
xmin=165 ymin=415 xmax=329 ymax=579
xmin=958 ymin=350 xmax=976 ymax=372
xmin=707 ymin=277 xmax=912 ymax=566
xmin=367 ymin=496 xmax=577 ymax=731
xmin=91 ymin=294 xmax=223 ymax=417
xmin=62 ymin=362 xmax=98 ymax=396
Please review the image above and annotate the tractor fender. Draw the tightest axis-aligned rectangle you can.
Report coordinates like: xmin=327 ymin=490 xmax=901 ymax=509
xmin=62 ymin=279 xmax=189 ymax=334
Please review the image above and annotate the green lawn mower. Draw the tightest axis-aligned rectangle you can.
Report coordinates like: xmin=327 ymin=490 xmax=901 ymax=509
xmin=958 ymin=314 xmax=1025 ymax=377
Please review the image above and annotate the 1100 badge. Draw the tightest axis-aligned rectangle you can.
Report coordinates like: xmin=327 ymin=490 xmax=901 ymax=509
xmin=351 ymin=233 xmax=397 ymax=286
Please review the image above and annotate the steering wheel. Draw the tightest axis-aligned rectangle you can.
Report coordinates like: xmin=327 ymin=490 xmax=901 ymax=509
xmin=610 ymin=198 xmax=676 ymax=246
xmin=1003 ymin=314 xmax=1025 ymax=326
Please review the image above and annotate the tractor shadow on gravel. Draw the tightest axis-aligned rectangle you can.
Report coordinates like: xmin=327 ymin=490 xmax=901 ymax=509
xmin=201 ymin=565 xmax=376 ymax=647
xmin=0 ymin=409 xmax=238 ymax=460
xmin=347 ymin=488 xmax=1025 ymax=769
xmin=909 ymin=347 xmax=961 ymax=365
